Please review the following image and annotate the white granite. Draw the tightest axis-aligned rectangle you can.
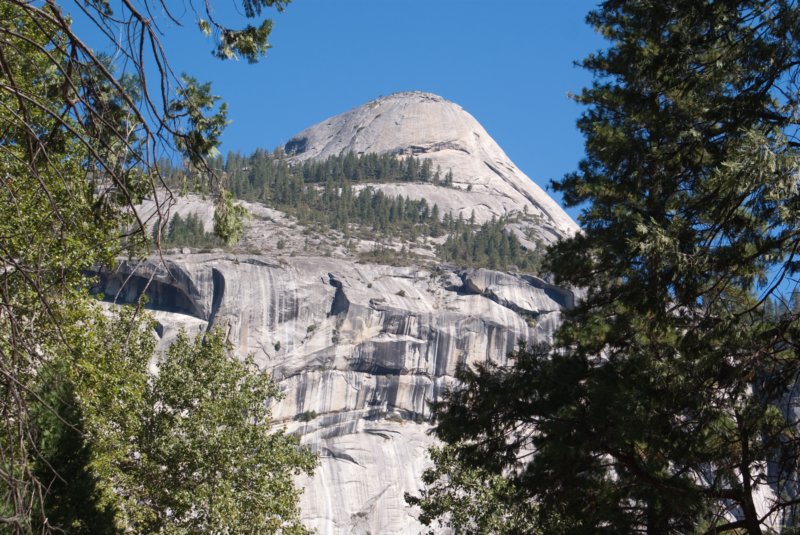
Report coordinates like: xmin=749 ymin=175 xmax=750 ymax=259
xmin=103 ymin=254 xmax=569 ymax=534
xmin=108 ymin=92 xmax=583 ymax=533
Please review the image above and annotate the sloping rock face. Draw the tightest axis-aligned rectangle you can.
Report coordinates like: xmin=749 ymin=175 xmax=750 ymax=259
xmin=285 ymin=91 xmax=579 ymax=243
xmin=102 ymin=254 xmax=569 ymax=534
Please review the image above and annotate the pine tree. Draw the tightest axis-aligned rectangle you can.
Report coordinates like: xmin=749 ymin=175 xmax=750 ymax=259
xmin=415 ymin=1 xmax=800 ymax=533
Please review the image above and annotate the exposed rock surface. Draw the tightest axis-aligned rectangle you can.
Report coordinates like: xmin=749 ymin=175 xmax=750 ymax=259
xmin=108 ymin=92 xmax=580 ymax=533
xmin=285 ymin=91 xmax=579 ymax=243
xmin=102 ymin=254 xmax=567 ymax=534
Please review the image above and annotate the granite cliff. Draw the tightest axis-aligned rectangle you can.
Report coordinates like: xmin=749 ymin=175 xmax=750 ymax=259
xmin=105 ymin=92 xmax=578 ymax=533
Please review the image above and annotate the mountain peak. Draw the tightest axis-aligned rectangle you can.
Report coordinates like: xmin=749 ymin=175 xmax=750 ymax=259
xmin=373 ymin=90 xmax=449 ymax=104
xmin=283 ymin=90 xmax=468 ymax=160
xmin=284 ymin=92 xmax=579 ymax=241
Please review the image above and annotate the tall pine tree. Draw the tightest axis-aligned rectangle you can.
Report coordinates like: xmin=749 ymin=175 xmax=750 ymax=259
xmin=413 ymin=1 xmax=800 ymax=533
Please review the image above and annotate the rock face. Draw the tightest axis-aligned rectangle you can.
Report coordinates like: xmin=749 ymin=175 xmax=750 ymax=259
xmin=110 ymin=92 xmax=579 ymax=533
xmin=285 ymin=91 xmax=579 ymax=243
xmin=102 ymin=254 xmax=568 ymax=534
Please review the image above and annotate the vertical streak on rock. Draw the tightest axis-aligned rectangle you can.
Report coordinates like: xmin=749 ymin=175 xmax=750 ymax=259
xmin=207 ymin=267 xmax=225 ymax=329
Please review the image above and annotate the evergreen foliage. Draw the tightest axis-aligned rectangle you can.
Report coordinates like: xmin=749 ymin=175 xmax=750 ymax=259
xmin=213 ymin=189 xmax=250 ymax=245
xmin=227 ymin=150 xmax=441 ymax=197
xmin=438 ymin=219 xmax=543 ymax=272
xmin=414 ymin=1 xmax=800 ymax=533
xmin=33 ymin=358 xmax=119 ymax=534
xmin=406 ymin=441 xmax=540 ymax=535
xmin=165 ymin=150 xmax=547 ymax=273
xmin=358 ymin=244 xmax=423 ymax=267
xmin=165 ymin=150 xmax=450 ymax=238
xmin=156 ymin=212 xmax=222 ymax=249
xmin=289 ymin=182 xmax=442 ymax=236
xmin=170 ymin=150 xmax=448 ymax=199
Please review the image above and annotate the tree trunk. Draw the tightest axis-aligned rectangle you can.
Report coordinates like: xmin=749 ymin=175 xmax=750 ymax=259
xmin=739 ymin=423 xmax=763 ymax=535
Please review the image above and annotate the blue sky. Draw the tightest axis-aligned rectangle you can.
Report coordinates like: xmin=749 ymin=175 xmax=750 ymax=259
xmin=90 ymin=1 xmax=606 ymax=217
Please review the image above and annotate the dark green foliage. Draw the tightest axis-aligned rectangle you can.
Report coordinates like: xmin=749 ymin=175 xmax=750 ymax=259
xmin=438 ymin=219 xmax=542 ymax=272
xmin=409 ymin=344 xmax=560 ymax=534
xmin=762 ymin=292 xmax=800 ymax=322
xmin=156 ymin=212 xmax=222 ymax=248
xmin=33 ymin=362 xmax=117 ymax=534
xmin=541 ymin=1 xmax=800 ymax=528
xmin=164 ymin=150 xmax=451 ymax=239
xmin=164 ymin=151 xmax=546 ymax=273
xmin=296 ymin=151 xmax=436 ymax=186
xmin=171 ymin=150 xmax=446 ymax=201
xmin=415 ymin=1 xmax=800 ymax=533
xmin=406 ymin=441 xmax=540 ymax=535
xmin=294 ymin=410 xmax=318 ymax=422
xmin=358 ymin=244 xmax=423 ymax=267
xmin=298 ymin=183 xmax=437 ymax=235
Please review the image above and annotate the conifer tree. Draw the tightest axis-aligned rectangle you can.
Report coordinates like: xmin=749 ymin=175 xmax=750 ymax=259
xmin=414 ymin=1 xmax=800 ymax=533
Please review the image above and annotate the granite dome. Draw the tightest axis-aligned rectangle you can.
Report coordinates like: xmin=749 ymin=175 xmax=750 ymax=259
xmin=285 ymin=91 xmax=579 ymax=243
xmin=119 ymin=93 xmax=583 ymax=534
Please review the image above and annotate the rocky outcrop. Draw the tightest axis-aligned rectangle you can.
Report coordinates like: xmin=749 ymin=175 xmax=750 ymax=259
xmin=111 ymin=91 xmax=580 ymax=533
xmin=102 ymin=254 xmax=570 ymax=534
xmin=285 ymin=91 xmax=579 ymax=244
